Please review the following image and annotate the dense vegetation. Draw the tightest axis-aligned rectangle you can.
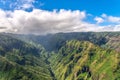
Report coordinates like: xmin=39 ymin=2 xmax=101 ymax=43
xmin=0 ymin=32 xmax=120 ymax=80
xmin=49 ymin=40 xmax=120 ymax=80
xmin=7 ymin=32 xmax=120 ymax=51
xmin=0 ymin=34 xmax=53 ymax=80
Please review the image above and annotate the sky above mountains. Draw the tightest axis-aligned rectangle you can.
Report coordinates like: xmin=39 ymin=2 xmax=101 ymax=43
xmin=0 ymin=0 xmax=120 ymax=34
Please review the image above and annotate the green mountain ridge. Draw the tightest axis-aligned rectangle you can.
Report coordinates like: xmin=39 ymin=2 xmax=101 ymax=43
xmin=6 ymin=32 xmax=120 ymax=52
xmin=0 ymin=32 xmax=120 ymax=80
xmin=0 ymin=34 xmax=53 ymax=80
xmin=49 ymin=40 xmax=120 ymax=80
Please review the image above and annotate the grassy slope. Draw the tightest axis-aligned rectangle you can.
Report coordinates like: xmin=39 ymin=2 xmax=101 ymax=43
xmin=0 ymin=33 xmax=120 ymax=80
xmin=49 ymin=40 xmax=120 ymax=80
xmin=0 ymin=34 xmax=53 ymax=80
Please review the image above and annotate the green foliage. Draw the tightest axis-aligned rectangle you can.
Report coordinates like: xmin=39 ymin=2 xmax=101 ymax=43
xmin=0 ymin=32 xmax=120 ymax=80
xmin=49 ymin=40 xmax=120 ymax=80
xmin=0 ymin=34 xmax=53 ymax=80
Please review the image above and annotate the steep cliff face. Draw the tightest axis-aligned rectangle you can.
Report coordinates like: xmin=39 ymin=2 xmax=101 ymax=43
xmin=0 ymin=33 xmax=120 ymax=80
xmin=0 ymin=34 xmax=53 ymax=80
xmin=50 ymin=40 xmax=120 ymax=80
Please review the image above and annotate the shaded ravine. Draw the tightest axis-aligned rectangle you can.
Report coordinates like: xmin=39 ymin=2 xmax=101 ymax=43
xmin=48 ymin=67 xmax=57 ymax=80
xmin=44 ymin=57 xmax=57 ymax=80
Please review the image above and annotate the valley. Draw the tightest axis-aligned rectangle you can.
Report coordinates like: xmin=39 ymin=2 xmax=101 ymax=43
xmin=0 ymin=32 xmax=120 ymax=80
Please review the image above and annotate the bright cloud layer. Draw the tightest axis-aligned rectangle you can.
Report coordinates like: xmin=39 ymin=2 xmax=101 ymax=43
xmin=101 ymin=14 xmax=120 ymax=23
xmin=0 ymin=9 xmax=120 ymax=34
xmin=0 ymin=0 xmax=120 ymax=34
xmin=94 ymin=17 xmax=104 ymax=24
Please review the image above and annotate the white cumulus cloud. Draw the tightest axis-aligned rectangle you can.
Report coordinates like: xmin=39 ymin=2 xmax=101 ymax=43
xmin=108 ymin=16 xmax=120 ymax=23
xmin=94 ymin=17 xmax=104 ymax=24
xmin=101 ymin=14 xmax=120 ymax=23
xmin=0 ymin=9 xmax=120 ymax=34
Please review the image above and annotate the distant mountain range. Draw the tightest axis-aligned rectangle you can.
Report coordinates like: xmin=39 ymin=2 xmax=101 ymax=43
xmin=0 ymin=32 xmax=120 ymax=80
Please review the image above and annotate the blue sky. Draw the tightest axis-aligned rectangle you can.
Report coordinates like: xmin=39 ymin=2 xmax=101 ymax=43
xmin=1 ymin=0 xmax=120 ymax=16
xmin=0 ymin=0 xmax=120 ymax=34
xmin=39 ymin=0 xmax=120 ymax=16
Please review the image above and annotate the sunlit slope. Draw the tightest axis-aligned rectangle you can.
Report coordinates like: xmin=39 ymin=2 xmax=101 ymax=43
xmin=50 ymin=40 xmax=120 ymax=80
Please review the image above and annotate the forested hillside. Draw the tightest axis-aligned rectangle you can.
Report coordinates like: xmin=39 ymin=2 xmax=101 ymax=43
xmin=6 ymin=32 xmax=120 ymax=52
xmin=49 ymin=40 xmax=120 ymax=80
xmin=0 ymin=32 xmax=120 ymax=80
xmin=0 ymin=34 xmax=53 ymax=80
